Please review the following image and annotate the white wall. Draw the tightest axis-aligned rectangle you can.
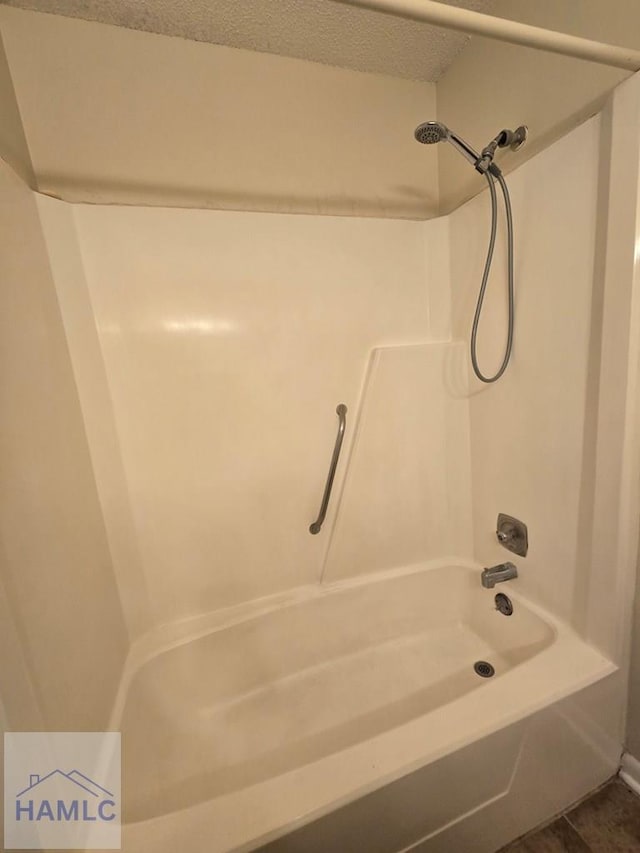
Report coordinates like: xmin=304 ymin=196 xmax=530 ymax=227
xmin=0 ymin=19 xmax=127 ymax=733
xmin=3 ymin=3 xmax=639 ymax=221
xmin=0 ymin=5 xmax=438 ymax=219
xmin=0 ymin=159 xmax=128 ymax=730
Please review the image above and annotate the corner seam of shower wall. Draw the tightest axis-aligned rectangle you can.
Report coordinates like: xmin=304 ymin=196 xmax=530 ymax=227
xmin=69 ymin=201 xmax=154 ymax=643
xmin=585 ymin=70 xmax=640 ymax=674
xmin=34 ymin=195 xmax=154 ymax=646
xmin=609 ymin=72 xmax=640 ymax=689
xmin=570 ymin=104 xmax=613 ymax=644
xmin=0 ymin=564 xmax=45 ymax=731
xmin=0 ymin=29 xmax=36 ymax=190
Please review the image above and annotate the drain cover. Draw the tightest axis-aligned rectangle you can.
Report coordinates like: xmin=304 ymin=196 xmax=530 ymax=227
xmin=474 ymin=660 xmax=495 ymax=678
xmin=495 ymin=592 xmax=514 ymax=616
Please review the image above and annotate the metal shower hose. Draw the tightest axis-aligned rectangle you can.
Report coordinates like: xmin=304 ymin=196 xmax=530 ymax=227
xmin=470 ymin=171 xmax=514 ymax=383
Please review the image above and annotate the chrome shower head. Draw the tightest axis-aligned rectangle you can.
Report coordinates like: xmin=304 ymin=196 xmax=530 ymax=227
xmin=414 ymin=119 xmax=479 ymax=168
xmin=414 ymin=121 xmax=449 ymax=145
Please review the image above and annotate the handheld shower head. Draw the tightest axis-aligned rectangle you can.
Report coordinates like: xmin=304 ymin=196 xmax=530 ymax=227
xmin=414 ymin=121 xmax=449 ymax=145
xmin=414 ymin=120 xmax=479 ymax=167
xmin=412 ymin=119 xmax=525 ymax=384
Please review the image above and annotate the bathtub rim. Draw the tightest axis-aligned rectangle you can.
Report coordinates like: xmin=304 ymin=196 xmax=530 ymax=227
xmin=108 ymin=556 xmax=555 ymax=731
xmin=121 ymin=625 xmax=615 ymax=851
xmin=111 ymin=557 xmax=616 ymax=851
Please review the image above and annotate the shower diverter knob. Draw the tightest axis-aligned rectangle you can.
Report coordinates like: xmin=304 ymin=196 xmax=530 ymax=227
xmin=496 ymin=513 xmax=528 ymax=557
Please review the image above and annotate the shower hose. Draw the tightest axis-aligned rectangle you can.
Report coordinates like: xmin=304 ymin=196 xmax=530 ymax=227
xmin=471 ymin=170 xmax=514 ymax=383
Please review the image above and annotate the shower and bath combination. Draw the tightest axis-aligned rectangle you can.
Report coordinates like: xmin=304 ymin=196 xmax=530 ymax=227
xmin=414 ymin=120 xmax=527 ymax=383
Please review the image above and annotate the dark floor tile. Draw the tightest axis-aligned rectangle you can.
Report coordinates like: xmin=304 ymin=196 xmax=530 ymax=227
xmin=500 ymin=817 xmax=592 ymax=852
xmin=565 ymin=779 xmax=640 ymax=852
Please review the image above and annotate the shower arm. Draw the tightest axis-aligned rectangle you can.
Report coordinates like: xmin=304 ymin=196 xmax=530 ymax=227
xmin=447 ymin=133 xmax=480 ymax=167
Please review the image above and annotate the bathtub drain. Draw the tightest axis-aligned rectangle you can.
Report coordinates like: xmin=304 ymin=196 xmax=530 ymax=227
xmin=474 ymin=661 xmax=495 ymax=678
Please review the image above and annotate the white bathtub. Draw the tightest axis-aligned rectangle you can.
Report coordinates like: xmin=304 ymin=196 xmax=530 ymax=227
xmin=115 ymin=562 xmax=616 ymax=852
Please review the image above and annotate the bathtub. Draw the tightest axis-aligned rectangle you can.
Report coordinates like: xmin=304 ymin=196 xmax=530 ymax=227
xmin=115 ymin=561 xmax=616 ymax=852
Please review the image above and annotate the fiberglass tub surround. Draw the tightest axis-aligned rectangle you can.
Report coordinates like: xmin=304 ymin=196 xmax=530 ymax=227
xmin=120 ymin=565 xmax=554 ymax=821
xmin=33 ymin=91 xmax=640 ymax=851
xmin=116 ymin=562 xmax=613 ymax=850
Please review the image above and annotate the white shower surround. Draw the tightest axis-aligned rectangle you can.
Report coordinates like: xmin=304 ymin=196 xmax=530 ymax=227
xmin=40 ymin=111 xmax=604 ymax=637
xmin=35 ymin=71 xmax=640 ymax=851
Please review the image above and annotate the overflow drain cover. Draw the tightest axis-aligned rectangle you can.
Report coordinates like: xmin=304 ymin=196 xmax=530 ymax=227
xmin=474 ymin=660 xmax=495 ymax=678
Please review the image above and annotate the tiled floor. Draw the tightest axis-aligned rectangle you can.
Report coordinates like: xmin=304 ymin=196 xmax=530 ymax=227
xmin=499 ymin=777 xmax=640 ymax=852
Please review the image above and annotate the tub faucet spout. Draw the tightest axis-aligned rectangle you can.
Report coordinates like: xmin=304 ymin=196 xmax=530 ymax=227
xmin=481 ymin=562 xmax=518 ymax=588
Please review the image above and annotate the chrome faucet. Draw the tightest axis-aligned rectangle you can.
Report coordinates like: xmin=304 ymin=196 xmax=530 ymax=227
xmin=481 ymin=561 xmax=518 ymax=589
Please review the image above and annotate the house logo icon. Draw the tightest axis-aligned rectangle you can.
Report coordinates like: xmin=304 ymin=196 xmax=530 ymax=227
xmin=5 ymin=731 xmax=121 ymax=849
xmin=15 ymin=769 xmax=117 ymax=823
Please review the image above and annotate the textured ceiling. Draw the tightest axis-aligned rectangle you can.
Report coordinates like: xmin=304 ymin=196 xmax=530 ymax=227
xmin=0 ymin=0 xmax=496 ymax=82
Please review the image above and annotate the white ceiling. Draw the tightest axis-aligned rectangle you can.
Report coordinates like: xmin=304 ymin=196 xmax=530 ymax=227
xmin=0 ymin=0 xmax=496 ymax=82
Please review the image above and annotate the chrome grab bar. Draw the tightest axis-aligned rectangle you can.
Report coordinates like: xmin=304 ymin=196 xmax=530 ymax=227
xmin=309 ymin=404 xmax=347 ymax=534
